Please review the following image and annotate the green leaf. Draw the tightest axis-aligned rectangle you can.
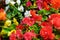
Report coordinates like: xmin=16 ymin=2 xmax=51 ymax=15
xmin=38 ymin=9 xmax=51 ymax=15
xmin=7 ymin=12 xmax=12 ymax=19
xmin=42 ymin=16 xmax=48 ymax=21
xmin=55 ymin=35 xmax=60 ymax=40
xmin=29 ymin=23 xmax=41 ymax=34
xmin=3 ymin=24 xmax=16 ymax=31
xmin=6 ymin=5 xmax=23 ymax=20
xmin=2 ymin=29 xmax=10 ymax=34
xmin=50 ymin=8 xmax=59 ymax=13
xmin=32 ymin=38 xmax=40 ymax=40
xmin=50 ymin=8 xmax=55 ymax=13
xmin=32 ymin=37 xmax=43 ymax=40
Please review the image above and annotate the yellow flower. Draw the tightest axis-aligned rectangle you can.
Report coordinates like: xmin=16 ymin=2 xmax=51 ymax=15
xmin=1 ymin=30 xmax=7 ymax=35
xmin=34 ymin=2 xmax=36 ymax=7
xmin=4 ymin=20 xmax=11 ymax=26
xmin=8 ymin=29 xmax=16 ymax=36
xmin=13 ymin=18 xmax=19 ymax=26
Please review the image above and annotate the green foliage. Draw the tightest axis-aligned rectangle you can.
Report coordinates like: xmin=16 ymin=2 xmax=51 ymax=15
xmin=33 ymin=38 xmax=43 ymax=40
xmin=32 ymin=36 xmax=43 ymax=40
xmin=38 ymin=8 xmax=59 ymax=16
xmin=21 ymin=0 xmax=28 ymax=6
xmin=42 ymin=16 xmax=48 ymax=21
xmin=53 ymin=28 xmax=60 ymax=40
xmin=2 ymin=34 xmax=9 ymax=40
xmin=29 ymin=23 xmax=41 ymax=34
xmin=6 ymin=5 xmax=23 ymax=21
xmin=0 ymin=21 xmax=5 ymax=26
xmin=50 ymin=8 xmax=59 ymax=13
xmin=38 ymin=9 xmax=51 ymax=15
xmin=55 ymin=35 xmax=60 ymax=40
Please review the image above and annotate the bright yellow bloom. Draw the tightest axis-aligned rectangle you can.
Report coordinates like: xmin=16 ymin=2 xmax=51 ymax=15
xmin=8 ymin=29 xmax=16 ymax=36
xmin=13 ymin=18 xmax=19 ymax=26
xmin=1 ymin=30 xmax=7 ymax=35
xmin=4 ymin=20 xmax=11 ymax=26
xmin=34 ymin=2 xmax=36 ymax=7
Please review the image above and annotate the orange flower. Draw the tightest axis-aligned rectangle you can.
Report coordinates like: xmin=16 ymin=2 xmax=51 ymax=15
xmin=0 ymin=8 xmax=6 ymax=20
xmin=51 ymin=0 xmax=60 ymax=9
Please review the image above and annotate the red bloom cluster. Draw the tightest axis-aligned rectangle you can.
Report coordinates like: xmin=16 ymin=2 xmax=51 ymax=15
xmin=41 ymin=22 xmax=52 ymax=32
xmin=40 ymin=22 xmax=55 ymax=40
xmin=16 ymin=30 xmax=23 ymax=39
xmin=48 ymin=14 xmax=60 ymax=30
xmin=10 ymin=30 xmax=23 ymax=40
xmin=10 ymin=32 xmax=16 ymax=40
xmin=40 ymin=27 xmax=55 ymax=40
xmin=3 ymin=0 xmax=60 ymax=40
xmin=16 ymin=24 xmax=24 ymax=30
xmin=22 ymin=17 xmax=35 ymax=26
xmin=30 ymin=10 xmax=42 ymax=21
xmin=36 ymin=0 xmax=60 ymax=10
xmin=23 ymin=32 xmax=36 ymax=40
xmin=21 ymin=10 xmax=42 ymax=26
xmin=10 ymin=30 xmax=36 ymax=40
xmin=32 ymin=15 xmax=42 ymax=21
xmin=36 ymin=0 xmax=51 ymax=10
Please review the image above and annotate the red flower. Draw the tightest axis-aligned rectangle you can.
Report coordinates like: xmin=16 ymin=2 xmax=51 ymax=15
xmin=16 ymin=30 xmax=23 ymax=39
xmin=48 ymin=14 xmax=60 ymax=29
xmin=48 ymin=14 xmax=60 ymax=20
xmin=36 ymin=0 xmax=50 ymax=10
xmin=10 ymin=32 xmax=16 ymax=40
xmin=41 ymin=22 xmax=52 ymax=32
xmin=16 ymin=24 xmax=24 ymax=30
xmin=10 ymin=30 xmax=23 ymax=40
xmin=33 ymin=15 xmax=42 ymax=21
xmin=30 ymin=10 xmax=42 ymax=21
xmin=23 ymin=32 xmax=36 ymax=40
xmin=26 ymin=1 xmax=32 ymax=7
xmin=43 ymin=0 xmax=51 ymax=3
xmin=22 ymin=17 xmax=35 ymax=26
xmin=40 ymin=27 xmax=55 ymax=40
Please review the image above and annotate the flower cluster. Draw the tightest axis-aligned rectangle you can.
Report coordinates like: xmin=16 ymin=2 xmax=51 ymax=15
xmin=48 ymin=14 xmax=60 ymax=30
xmin=1 ymin=0 xmax=60 ymax=40
xmin=10 ymin=30 xmax=23 ymax=40
xmin=40 ymin=22 xmax=55 ymax=40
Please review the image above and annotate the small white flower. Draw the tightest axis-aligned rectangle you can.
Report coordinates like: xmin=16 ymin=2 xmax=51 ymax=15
xmin=5 ymin=0 xmax=15 ymax=5
xmin=5 ymin=0 xmax=10 ymax=4
xmin=16 ymin=0 xmax=21 ymax=5
xmin=18 ymin=5 xmax=24 ymax=12
xmin=5 ymin=6 xmax=9 ymax=12
xmin=24 ymin=10 xmax=32 ymax=17
xmin=10 ymin=1 xmax=16 ymax=5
